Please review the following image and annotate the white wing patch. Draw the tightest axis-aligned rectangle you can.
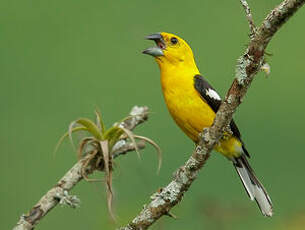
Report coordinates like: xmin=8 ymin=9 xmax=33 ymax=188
xmin=206 ymin=88 xmax=221 ymax=100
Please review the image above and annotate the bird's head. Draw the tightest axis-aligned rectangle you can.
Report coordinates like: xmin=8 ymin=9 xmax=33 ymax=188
xmin=143 ymin=32 xmax=196 ymax=68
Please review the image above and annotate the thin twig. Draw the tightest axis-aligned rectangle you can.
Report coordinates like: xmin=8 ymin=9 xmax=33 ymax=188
xmin=119 ymin=0 xmax=304 ymax=229
xmin=240 ymin=0 xmax=256 ymax=38
xmin=13 ymin=106 xmax=149 ymax=230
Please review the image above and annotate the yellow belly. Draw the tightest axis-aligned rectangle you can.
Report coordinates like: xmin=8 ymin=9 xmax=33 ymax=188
xmin=161 ymin=71 xmax=242 ymax=158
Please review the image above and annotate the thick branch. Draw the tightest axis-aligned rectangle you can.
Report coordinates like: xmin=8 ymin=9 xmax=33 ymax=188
xmin=119 ymin=1 xmax=304 ymax=229
xmin=13 ymin=106 xmax=149 ymax=230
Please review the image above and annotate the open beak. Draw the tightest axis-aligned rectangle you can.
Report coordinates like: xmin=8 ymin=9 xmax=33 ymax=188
xmin=142 ymin=33 xmax=165 ymax=57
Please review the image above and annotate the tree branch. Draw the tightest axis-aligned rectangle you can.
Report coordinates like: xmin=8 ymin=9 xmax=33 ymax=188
xmin=13 ymin=106 xmax=149 ymax=230
xmin=119 ymin=1 xmax=304 ymax=229
xmin=240 ymin=0 xmax=256 ymax=38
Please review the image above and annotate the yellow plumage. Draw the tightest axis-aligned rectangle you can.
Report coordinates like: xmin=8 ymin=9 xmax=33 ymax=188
xmin=156 ymin=32 xmax=242 ymax=158
xmin=143 ymin=32 xmax=273 ymax=217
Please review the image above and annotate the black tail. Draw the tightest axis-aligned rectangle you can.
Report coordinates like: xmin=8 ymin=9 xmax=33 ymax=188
xmin=233 ymin=155 xmax=273 ymax=217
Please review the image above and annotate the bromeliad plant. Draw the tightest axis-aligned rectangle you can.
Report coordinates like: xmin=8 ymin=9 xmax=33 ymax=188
xmin=55 ymin=108 xmax=161 ymax=219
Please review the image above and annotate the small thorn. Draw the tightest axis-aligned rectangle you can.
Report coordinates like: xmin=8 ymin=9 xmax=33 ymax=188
xmin=166 ymin=211 xmax=177 ymax=219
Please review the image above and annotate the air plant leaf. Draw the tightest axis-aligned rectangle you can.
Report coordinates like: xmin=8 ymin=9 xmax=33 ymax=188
xmin=95 ymin=108 xmax=106 ymax=135
xmin=68 ymin=121 xmax=77 ymax=151
xmin=118 ymin=127 xmax=140 ymax=159
xmin=134 ymin=135 xmax=162 ymax=174
xmin=100 ymin=140 xmax=115 ymax=220
xmin=77 ymin=137 xmax=96 ymax=160
xmin=100 ymin=140 xmax=110 ymax=177
xmin=103 ymin=126 xmax=124 ymax=149
xmin=106 ymin=170 xmax=115 ymax=220
xmin=103 ymin=126 xmax=123 ymax=140
xmin=54 ymin=126 xmax=88 ymax=155
xmin=115 ymin=115 xmax=134 ymax=127
xmin=55 ymin=108 xmax=160 ymax=221
xmin=75 ymin=118 xmax=103 ymax=140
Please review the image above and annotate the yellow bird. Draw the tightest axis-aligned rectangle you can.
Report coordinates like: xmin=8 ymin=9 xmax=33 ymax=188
xmin=143 ymin=32 xmax=272 ymax=217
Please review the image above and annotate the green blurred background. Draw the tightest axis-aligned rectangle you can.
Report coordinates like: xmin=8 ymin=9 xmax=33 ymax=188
xmin=1 ymin=0 xmax=305 ymax=229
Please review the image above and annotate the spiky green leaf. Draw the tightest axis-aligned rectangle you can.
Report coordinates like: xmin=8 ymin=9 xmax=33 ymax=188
xmin=75 ymin=118 xmax=103 ymax=140
xmin=103 ymin=126 xmax=124 ymax=148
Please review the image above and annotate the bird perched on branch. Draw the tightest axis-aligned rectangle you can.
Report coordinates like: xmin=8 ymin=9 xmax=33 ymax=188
xmin=143 ymin=32 xmax=272 ymax=217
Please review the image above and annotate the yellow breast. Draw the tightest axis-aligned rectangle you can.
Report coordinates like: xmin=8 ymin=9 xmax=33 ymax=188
xmin=160 ymin=66 xmax=242 ymax=158
xmin=160 ymin=66 xmax=215 ymax=142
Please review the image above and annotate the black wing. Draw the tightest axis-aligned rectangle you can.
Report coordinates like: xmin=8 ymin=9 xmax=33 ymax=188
xmin=193 ymin=74 xmax=242 ymax=140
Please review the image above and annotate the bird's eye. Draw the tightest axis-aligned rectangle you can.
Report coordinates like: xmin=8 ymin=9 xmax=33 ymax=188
xmin=170 ymin=37 xmax=178 ymax=45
